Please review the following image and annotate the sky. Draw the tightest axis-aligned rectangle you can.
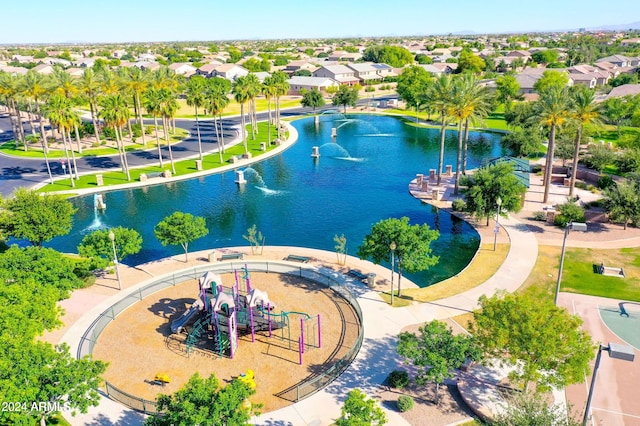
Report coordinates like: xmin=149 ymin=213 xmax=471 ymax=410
xmin=2 ymin=0 xmax=640 ymax=44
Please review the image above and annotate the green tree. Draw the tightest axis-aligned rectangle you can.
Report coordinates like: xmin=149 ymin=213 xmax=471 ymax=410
xmin=362 ymin=45 xmax=413 ymax=67
xmin=232 ymin=74 xmax=251 ymax=153
xmin=154 ymin=211 xmax=209 ymax=262
xmin=532 ymin=86 xmax=572 ymax=203
xmin=531 ymin=49 xmax=560 ymax=65
xmin=143 ymin=86 xmax=166 ymax=167
xmin=533 ymin=70 xmax=569 ymax=94
xmin=500 ymin=128 xmax=543 ymax=158
xmin=460 ymin=162 xmax=527 ymax=226
xmin=584 ymin=142 xmax=616 ymax=173
xmin=495 ymin=75 xmax=522 ymax=113
xmin=99 ymin=93 xmax=132 ymax=180
xmin=457 ymin=50 xmax=486 ymax=74
xmin=0 ymin=342 xmax=107 ymax=425
xmin=471 ymin=292 xmax=594 ymax=392
xmin=145 ymin=372 xmax=259 ymax=426
xmin=491 ymin=391 xmax=581 ymax=426
xmin=300 ymin=88 xmax=326 ymax=113
xmin=0 ymin=188 xmax=76 ymax=247
xmin=357 ymin=217 xmax=439 ymax=298
xmin=293 ymin=69 xmax=312 ymax=77
xmin=206 ymin=77 xmax=231 ymax=162
xmin=603 ymin=179 xmax=640 ymax=229
xmin=609 ymin=73 xmax=638 ymax=87
xmin=395 ymin=65 xmax=431 ymax=122
xmin=336 ymin=388 xmax=387 ymax=426
xmin=397 ymin=320 xmax=482 ymax=405
xmin=332 ymin=85 xmax=359 ymax=113
xmin=601 ymin=97 xmax=631 ymax=134
xmin=415 ymin=53 xmax=433 ymax=64
xmin=78 ymin=227 xmax=143 ymax=269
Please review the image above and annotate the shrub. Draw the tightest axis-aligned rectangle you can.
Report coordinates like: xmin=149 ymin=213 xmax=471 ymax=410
xmin=451 ymin=198 xmax=466 ymax=212
xmin=365 ymin=85 xmax=375 ymax=92
xmin=554 ymin=201 xmax=586 ymax=227
xmin=597 ymin=175 xmax=615 ymax=190
xmin=532 ymin=211 xmax=546 ymax=221
xmin=387 ymin=370 xmax=409 ymax=389
xmin=575 ymin=181 xmax=587 ymax=190
xmin=397 ymin=395 xmax=414 ymax=412
xmin=586 ymin=184 xmax=597 ymax=193
xmin=130 ymin=123 xmax=143 ymax=139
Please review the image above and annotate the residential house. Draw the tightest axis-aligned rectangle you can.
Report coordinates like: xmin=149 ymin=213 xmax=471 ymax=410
xmin=132 ymin=61 xmax=161 ymax=72
xmin=568 ymin=64 xmax=612 ymax=86
xmin=11 ymin=55 xmax=34 ymax=63
xmin=196 ymin=62 xmax=223 ymax=77
xmin=514 ymin=68 xmax=572 ymax=94
xmin=621 ymin=38 xmax=640 ymax=46
xmin=506 ymin=50 xmax=532 ymax=59
xmin=0 ymin=65 xmax=28 ymax=75
xmin=74 ymin=58 xmax=96 ymax=68
xmin=284 ymin=59 xmax=317 ymax=76
xmin=605 ymin=84 xmax=640 ymax=100
xmin=168 ymin=63 xmax=197 ymax=77
xmin=137 ymin=53 xmax=156 ymax=62
xmin=372 ymin=63 xmax=396 ymax=79
xmin=418 ymin=64 xmax=447 ymax=76
xmin=596 ymin=55 xmax=634 ymax=68
xmin=346 ymin=63 xmax=380 ymax=84
xmin=32 ymin=64 xmax=55 ymax=75
xmin=327 ymin=51 xmax=362 ymax=62
xmin=253 ymin=71 xmax=271 ymax=82
xmin=569 ymin=73 xmax=597 ymax=89
xmin=313 ymin=65 xmax=359 ymax=86
xmin=212 ymin=63 xmax=249 ymax=81
xmin=112 ymin=49 xmax=127 ymax=58
xmin=286 ymin=76 xmax=338 ymax=95
xmin=65 ymin=67 xmax=85 ymax=78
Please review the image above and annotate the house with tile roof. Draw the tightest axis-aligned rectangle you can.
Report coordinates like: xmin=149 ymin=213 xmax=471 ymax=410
xmin=286 ymin=76 xmax=338 ymax=95
xmin=313 ymin=65 xmax=359 ymax=86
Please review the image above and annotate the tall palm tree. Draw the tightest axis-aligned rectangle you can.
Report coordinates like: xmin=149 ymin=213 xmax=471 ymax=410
xmin=271 ymin=71 xmax=290 ymax=140
xmin=244 ymin=73 xmax=261 ymax=140
xmin=427 ymin=74 xmax=454 ymax=185
xmin=49 ymin=68 xmax=84 ymax=154
xmin=158 ymin=88 xmax=178 ymax=174
xmin=460 ymin=76 xmax=492 ymax=175
xmin=185 ymin=75 xmax=207 ymax=160
xmin=143 ymin=87 xmax=165 ymax=167
xmin=205 ymin=77 xmax=231 ymax=163
xmin=99 ymin=94 xmax=132 ymax=181
xmin=20 ymin=71 xmax=53 ymax=182
xmin=43 ymin=94 xmax=78 ymax=186
xmin=569 ymin=86 xmax=601 ymax=197
xmin=0 ymin=72 xmax=26 ymax=147
xmin=122 ymin=67 xmax=149 ymax=146
xmin=76 ymin=68 xmax=103 ymax=145
xmin=262 ymin=75 xmax=278 ymax=143
xmin=152 ymin=67 xmax=182 ymax=133
xmin=532 ymin=86 xmax=573 ymax=203
xmin=232 ymin=75 xmax=251 ymax=153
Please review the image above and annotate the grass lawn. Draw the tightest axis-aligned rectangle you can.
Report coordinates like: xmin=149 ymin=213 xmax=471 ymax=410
xmin=383 ymin=108 xmax=510 ymax=133
xmin=518 ymin=245 xmax=640 ymax=303
xmin=0 ymin=129 xmax=188 ymax=159
xmin=587 ymin=124 xmax=640 ymax=146
xmin=37 ymin=122 xmax=281 ymax=193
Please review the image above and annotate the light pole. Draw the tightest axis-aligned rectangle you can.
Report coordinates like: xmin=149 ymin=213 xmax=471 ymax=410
xmin=109 ymin=230 xmax=122 ymax=291
xmin=555 ymin=221 xmax=588 ymax=305
xmin=582 ymin=343 xmax=635 ymax=426
xmin=390 ymin=241 xmax=396 ymax=306
xmin=493 ymin=196 xmax=502 ymax=251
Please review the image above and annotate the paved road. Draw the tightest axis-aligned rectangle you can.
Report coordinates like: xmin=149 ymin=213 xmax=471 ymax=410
xmin=0 ymin=96 xmax=399 ymax=197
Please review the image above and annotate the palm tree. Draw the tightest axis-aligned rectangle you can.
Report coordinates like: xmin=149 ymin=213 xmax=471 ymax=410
xmin=185 ymin=75 xmax=207 ymax=160
xmin=244 ymin=73 xmax=261 ymax=140
xmin=427 ymin=74 xmax=454 ymax=185
xmin=232 ymin=75 xmax=251 ymax=153
xmin=49 ymin=68 xmax=84 ymax=154
xmin=76 ymin=68 xmax=103 ymax=145
xmin=158 ymin=88 xmax=178 ymax=174
xmin=43 ymin=94 xmax=78 ymax=186
xmin=460 ymin=77 xmax=492 ymax=175
xmin=122 ymin=67 xmax=149 ymax=146
xmin=205 ymin=78 xmax=231 ymax=163
xmin=0 ymin=72 xmax=26 ymax=147
xmin=143 ymin=87 xmax=165 ymax=167
xmin=20 ymin=71 xmax=53 ymax=182
xmin=272 ymin=71 xmax=290 ymax=140
xmin=152 ymin=67 xmax=182 ymax=133
xmin=99 ymin=94 xmax=132 ymax=181
xmin=569 ymin=86 xmax=601 ymax=197
xmin=262 ymin=75 xmax=279 ymax=143
xmin=532 ymin=86 xmax=573 ymax=203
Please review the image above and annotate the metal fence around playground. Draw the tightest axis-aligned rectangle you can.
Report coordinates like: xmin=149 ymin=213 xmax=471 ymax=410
xmin=77 ymin=260 xmax=365 ymax=414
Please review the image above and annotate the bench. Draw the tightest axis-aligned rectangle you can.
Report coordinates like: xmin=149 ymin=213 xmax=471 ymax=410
xmin=219 ymin=252 xmax=243 ymax=261
xmin=348 ymin=269 xmax=368 ymax=281
xmin=229 ymin=155 xmax=240 ymax=164
xmin=285 ymin=254 xmax=310 ymax=263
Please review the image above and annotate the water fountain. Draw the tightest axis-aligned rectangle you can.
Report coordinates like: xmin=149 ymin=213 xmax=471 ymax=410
xmin=243 ymin=167 xmax=267 ymax=188
xmin=235 ymin=170 xmax=247 ymax=185
xmin=311 ymin=146 xmax=320 ymax=158
xmin=94 ymin=194 xmax=106 ymax=211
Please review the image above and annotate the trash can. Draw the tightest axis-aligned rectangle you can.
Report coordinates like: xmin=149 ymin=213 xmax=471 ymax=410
xmin=367 ymin=273 xmax=376 ymax=288
xmin=208 ymin=251 xmax=216 ymax=262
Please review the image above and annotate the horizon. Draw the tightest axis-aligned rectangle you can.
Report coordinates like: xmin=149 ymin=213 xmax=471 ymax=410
xmin=2 ymin=0 xmax=640 ymax=45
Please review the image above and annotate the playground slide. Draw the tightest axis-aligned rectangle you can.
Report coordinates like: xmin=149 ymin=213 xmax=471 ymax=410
xmin=171 ymin=299 xmax=204 ymax=334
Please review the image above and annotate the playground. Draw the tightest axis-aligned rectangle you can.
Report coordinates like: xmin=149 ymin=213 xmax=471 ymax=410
xmin=92 ymin=269 xmax=361 ymax=413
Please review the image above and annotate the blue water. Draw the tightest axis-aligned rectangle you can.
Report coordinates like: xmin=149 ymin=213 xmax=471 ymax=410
xmin=49 ymin=114 xmax=507 ymax=286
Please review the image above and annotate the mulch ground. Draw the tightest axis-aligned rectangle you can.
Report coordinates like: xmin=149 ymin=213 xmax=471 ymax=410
xmin=92 ymin=271 xmax=361 ymax=413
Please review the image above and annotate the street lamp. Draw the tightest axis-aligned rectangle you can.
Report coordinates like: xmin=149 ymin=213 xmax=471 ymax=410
xmin=493 ymin=196 xmax=502 ymax=251
xmin=390 ymin=241 xmax=396 ymax=306
xmin=108 ymin=230 xmax=122 ymax=291
xmin=582 ymin=342 xmax=635 ymax=426
xmin=555 ymin=221 xmax=588 ymax=305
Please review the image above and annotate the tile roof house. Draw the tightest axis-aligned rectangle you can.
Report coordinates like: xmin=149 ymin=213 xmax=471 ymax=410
xmin=345 ymin=63 xmax=380 ymax=84
xmin=313 ymin=65 xmax=359 ymax=86
xmin=568 ymin=65 xmax=612 ymax=86
xmin=372 ymin=63 xmax=397 ymax=78
xmin=212 ymin=63 xmax=249 ymax=81
xmin=168 ymin=63 xmax=197 ymax=76
xmin=196 ymin=62 xmax=223 ymax=77
xmin=32 ymin=64 xmax=55 ymax=75
xmin=596 ymin=55 xmax=635 ymax=67
xmin=514 ymin=68 xmax=573 ymax=94
xmin=286 ymin=76 xmax=339 ymax=95
xmin=65 ymin=67 xmax=85 ymax=77
xmin=606 ymin=84 xmax=640 ymax=100
xmin=284 ymin=59 xmax=317 ymax=75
